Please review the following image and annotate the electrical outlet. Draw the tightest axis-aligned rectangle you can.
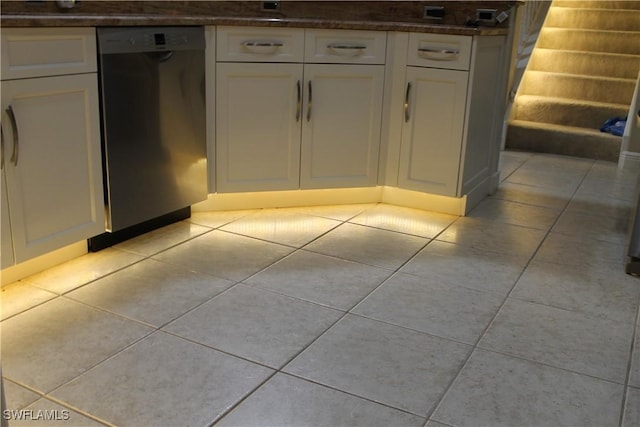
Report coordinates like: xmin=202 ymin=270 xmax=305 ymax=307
xmin=476 ymin=8 xmax=497 ymax=23
xmin=262 ymin=1 xmax=280 ymax=12
xmin=424 ymin=6 xmax=445 ymax=20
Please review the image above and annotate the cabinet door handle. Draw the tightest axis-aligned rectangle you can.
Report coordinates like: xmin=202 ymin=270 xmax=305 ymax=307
xmin=1 ymin=122 xmax=4 ymax=170
xmin=327 ymin=43 xmax=367 ymax=56
xmin=404 ymin=82 xmax=412 ymax=122
xmin=6 ymin=105 xmax=19 ymax=166
xmin=296 ymin=80 xmax=301 ymax=122
xmin=241 ymin=41 xmax=284 ymax=54
xmin=307 ymin=80 xmax=312 ymax=122
xmin=417 ymin=47 xmax=460 ymax=61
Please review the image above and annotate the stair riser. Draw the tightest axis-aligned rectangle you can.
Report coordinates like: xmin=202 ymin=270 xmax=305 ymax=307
xmin=521 ymin=72 xmax=635 ymax=104
xmin=538 ymin=28 xmax=640 ymax=55
xmin=529 ymin=49 xmax=640 ymax=79
xmin=506 ymin=124 xmax=621 ymax=161
xmin=545 ymin=8 xmax=640 ymax=31
xmin=514 ymin=97 xmax=628 ymax=129
xmin=553 ymin=1 xmax=640 ymax=10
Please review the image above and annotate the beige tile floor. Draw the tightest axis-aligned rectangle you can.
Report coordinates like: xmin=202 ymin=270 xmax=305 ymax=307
xmin=2 ymin=150 xmax=640 ymax=427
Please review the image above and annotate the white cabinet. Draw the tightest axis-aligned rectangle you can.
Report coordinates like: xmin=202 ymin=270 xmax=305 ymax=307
xmin=215 ymin=26 xmax=386 ymax=193
xmin=398 ymin=66 xmax=468 ymax=196
xmin=216 ymin=62 xmax=303 ymax=192
xmin=300 ymin=64 xmax=384 ymax=189
xmin=1 ymin=28 xmax=105 ymax=265
xmin=397 ymin=33 xmax=506 ymax=200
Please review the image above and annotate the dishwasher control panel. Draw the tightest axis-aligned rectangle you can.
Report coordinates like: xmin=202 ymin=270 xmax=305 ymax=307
xmin=97 ymin=26 xmax=205 ymax=54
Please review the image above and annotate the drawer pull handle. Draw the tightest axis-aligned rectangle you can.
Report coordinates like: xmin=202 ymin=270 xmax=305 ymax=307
xmin=417 ymin=48 xmax=460 ymax=61
xmin=328 ymin=43 xmax=367 ymax=56
xmin=404 ymin=82 xmax=412 ymax=122
xmin=241 ymin=41 xmax=284 ymax=54
xmin=6 ymin=105 xmax=19 ymax=166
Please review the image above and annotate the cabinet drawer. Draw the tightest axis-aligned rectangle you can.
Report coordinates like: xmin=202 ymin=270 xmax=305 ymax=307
xmin=304 ymin=29 xmax=387 ymax=64
xmin=216 ymin=26 xmax=304 ymax=62
xmin=407 ymin=33 xmax=472 ymax=70
xmin=1 ymin=28 xmax=97 ymax=80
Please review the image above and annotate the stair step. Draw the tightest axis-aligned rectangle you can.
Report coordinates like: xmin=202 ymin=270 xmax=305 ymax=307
xmin=514 ymin=95 xmax=628 ymax=129
xmin=537 ymin=28 xmax=640 ymax=55
xmin=553 ymin=1 xmax=640 ymax=10
xmin=545 ymin=7 xmax=640 ymax=31
xmin=529 ymin=49 xmax=640 ymax=79
xmin=506 ymin=120 xmax=622 ymax=161
xmin=520 ymin=70 xmax=635 ymax=104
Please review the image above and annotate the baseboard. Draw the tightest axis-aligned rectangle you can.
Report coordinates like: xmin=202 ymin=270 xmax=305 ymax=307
xmin=618 ymin=151 xmax=640 ymax=172
xmin=1 ymin=241 xmax=87 ymax=286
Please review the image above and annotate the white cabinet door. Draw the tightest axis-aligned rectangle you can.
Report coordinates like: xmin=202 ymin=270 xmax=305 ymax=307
xmin=1 ymin=73 xmax=105 ymax=263
xmin=301 ymin=64 xmax=384 ymax=189
xmin=216 ymin=62 xmax=303 ymax=192
xmin=398 ymin=66 xmax=468 ymax=196
xmin=1 ymin=172 xmax=14 ymax=269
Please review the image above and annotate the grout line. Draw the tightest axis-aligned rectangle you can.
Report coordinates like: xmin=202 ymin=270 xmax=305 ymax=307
xmin=425 ymin=153 xmax=597 ymax=423
xmin=619 ymin=294 xmax=640 ymax=427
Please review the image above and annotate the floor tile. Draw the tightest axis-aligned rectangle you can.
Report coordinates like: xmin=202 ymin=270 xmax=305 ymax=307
xmin=66 ymin=258 xmax=235 ymax=327
xmin=50 ymin=331 xmax=273 ymax=427
xmin=623 ymin=387 xmax=640 ymax=427
xmin=467 ymin=198 xmax=560 ymax=231
xmin=188 ymin=209 xmax=259 ymax=228
xmin=437 ymin=217 xmax=546 ymax=258
xmin=245 ymin=250 xmax=392 ymax=310
xmin=114 ymin=221 xmax=211 ymax=256
xmin=8 ymin=399 xmax=104 ymax=426
xmin=283 ymin=203 xmax=376 ymax=221
xmin=1 ymin=281 xmax=56 ymax=320
xmin=164 ymin=284 xmax=342 ymax=368
xmin=304 ymin=222 xmax=428 ymax=270
xmin=1 ymin=298 xmax=152 ymax=393
xmin=517 ymin=153 xmax=594 ymax=174
xmin=152 ymin=229 xmax=293 ymax=281
xmin=511 ymin=260 xmax=640 ymax=323
xmin=400 ymin=240 xmax=527 ymax=296
xmin=348 ymin=204 xmax=456 ymax=238
xmin=566 ymin=189 xmax=634 ymax=219
xmin=505 ymin=169 xmax=585 ymax=193
xmin=631 ymin=325 xmax=640 ymax=388
xmin=577 ymin=176 xmax=637 ymax=202
xmin=490 ymin=181 xmax=571 ymax=211
xmin=22 ymin=248 xmax=145 ymax=295
xmin=217 ymin=373 xmax=425 ymax=427
xmin=534 ymin=232 xmax=627 ymax=271
xmin=220 ymin=209 xmax=341 ymax=247
xmin=284 ymin=314 xmax=471 ymax=416
xmin=432 ymin=349 xmax=623 ymax=427
xmin=479 ymin=298 xmax=633 ymax=383
xmin=552 ymin=208 xmax=630 ymax=245
xmin=2 ymin=379 xmax=40 ymax=411
xmin=353 ymin=272 xmax=503 ymax=344
xmin=498 ymin=151 xmax=532 ymax=179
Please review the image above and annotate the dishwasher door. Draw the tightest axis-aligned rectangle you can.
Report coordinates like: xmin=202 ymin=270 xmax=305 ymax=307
xmin=98 ymin=27 xmax=207 ymax=232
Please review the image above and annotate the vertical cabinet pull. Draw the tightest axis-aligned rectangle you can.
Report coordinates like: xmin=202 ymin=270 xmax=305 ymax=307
xmin=296 ymin=80 xmax=301 ymax=122
xmin=404 ymin=82 xmax=412 ymax=122
xmin=307 ymin=80 xmax=313 ymax=122
xmin=6 ymin=105 xmax=19 ymax=166
xmin=1 ymin=123 xmax=4 ymax=170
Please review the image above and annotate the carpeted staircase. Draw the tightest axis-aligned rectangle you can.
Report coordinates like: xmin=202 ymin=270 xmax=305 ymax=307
xmin=506 ymin=0 xmax=640 ymax=161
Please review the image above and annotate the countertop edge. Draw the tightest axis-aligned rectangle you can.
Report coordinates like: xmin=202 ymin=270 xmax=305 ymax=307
xmin=0 ymin=15 xmax=510 ymax=36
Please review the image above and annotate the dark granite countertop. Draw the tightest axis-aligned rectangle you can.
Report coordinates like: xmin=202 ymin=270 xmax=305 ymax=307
xmin=1 ymin=1 xmax=517 ymax=36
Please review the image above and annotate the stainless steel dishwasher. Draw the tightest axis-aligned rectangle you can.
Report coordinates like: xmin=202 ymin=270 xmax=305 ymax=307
xmin=90 ymin=27 xmax=207 ymax=250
